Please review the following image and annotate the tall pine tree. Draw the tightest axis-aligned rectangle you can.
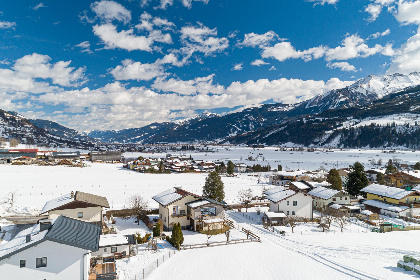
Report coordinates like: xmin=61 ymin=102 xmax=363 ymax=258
xmin=203 ymin=171 xmax=225 ymax=202
xmin=327 ymin=169 xmax=343 ymax=190
xmin=346 ymin=162 xmax=369 ymax=197
xmin=227 ymin=161 xmax=235 ymax=175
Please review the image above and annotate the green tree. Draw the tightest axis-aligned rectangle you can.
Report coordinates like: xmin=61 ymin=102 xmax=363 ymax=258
xmin=158 ymin=161 xmax=165 ymax=173
xmin=346 ymin=162 xmax=369 ymax=197
xmin=227 ymin=161 xmax=234 ymax=175
xmin=171 ymin=222 xmax=184 ymax=250
xmin=153 ymin=221 xmax=161 ymax=237
xmin=203 ymin=171 xmax=225 ymax=202
xmin=376 ymin=172 xmax=385 ymax=185
xmin=414 ymin=162 xmax=420 ymax=170
xmin=385 ymin=159 xmax=398 ymax=174
xmin=327 ymin=169 xmax=343 ymax=190
xmin=278 ymin=165 xmax=282 ymax=171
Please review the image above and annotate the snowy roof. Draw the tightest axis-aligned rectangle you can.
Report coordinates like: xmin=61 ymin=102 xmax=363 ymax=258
xmin=41 ymin=191 xmax=109 ymax=214
xmin=363 ymin=200 xmax=409 ymax=213
xmin=290 ymin=182 xmax=310 ymax=190
xmin=0 ymin=216 xmax=101 ymax=261
xmin=404 ymin=171 xmax=420 ymax=179
xmin=187 ymin=200 xmax=210 ymax=208
xmin=361 ymin=210 xmax=374 ymax=215
xmin=264 ymin=186 xmax=285 ymax=196
xmin=306 ymin=181 xmax=331 ymax=188
xmin=329 ymin=203 xmax=342 ymax=210
xmin=99 ymin=234 xmax=129 ymax=247
xmin=266 ymin=189 xmax=296 ymax=203
xmin=265 ymin=211 xmax=287 ymax=218
xmin=361 ymin=184 xmax=415 ymax=200
xmin=152 ymin=187 xmax=201 ymax=206
xmin=203 ymin=218 xmax=223 ymax=224
xmin=308 ymin=186 xmax=340 ymax=200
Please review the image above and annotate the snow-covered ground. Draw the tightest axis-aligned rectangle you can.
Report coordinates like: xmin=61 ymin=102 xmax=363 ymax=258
xmin=0 ymin=163 xmax=263 ymax=211
xmin=125 ymin=146 xmax=420 ymax=171
xmin=146 ymin=209 xmax=419 ymax=280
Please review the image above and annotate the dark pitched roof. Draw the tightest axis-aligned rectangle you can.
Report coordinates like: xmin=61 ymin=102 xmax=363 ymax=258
xmin=41 ymin=191 xmax=109 ymax=214
xmin=0 ymin=216 xmax=101 ymax=261
xmin=46 ymin=215 xmax=101 ymax=251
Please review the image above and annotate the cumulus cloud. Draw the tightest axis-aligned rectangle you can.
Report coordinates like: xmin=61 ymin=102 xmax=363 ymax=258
xmin=179 ymin=24 xmax=229 ymax=56
xmin=307 ymin=0 xmax=339 ymax=5
xmin=365 ymin=4 xmax=382 ymax=22
xmin=262 ymin=42 xmax=328 ymax=62
xmin=12 ymin=53 xmax=86 ymax=87
xmin=231 ymin=63 xmax=243 ymax=71
xmin=153 ymin=0 xmax=209 ymax=9
xmin=368 ymin=29 xmax=390 ymax=40
xmin=152 ymin=74 xmax=224 ymax=95
xmin=110 ymin=59 xmax=166 ymax=81
xmin=75 ymin=41 xmax=93 ymax=53
xmin=387 ymin=27 xmax=420 ymax=74
xmin=91 ymin=0 xmax=131 ymax=24
xmin=238 ymin=31 xmax=280 ymax=48
xmin=0 ymin=21 xmax=16 ymax=29
xmin=327 ymin=61 xmax=358 ymax=72
xmin=395 ymin=0 xmax=420 ymax=25
xmin=93 ymin=23 xmax=154 ymax=51
xmin=33 ymin=2 xmax=47 ymax=10
xmin=251 ymin=59 xmax=269 ymax=66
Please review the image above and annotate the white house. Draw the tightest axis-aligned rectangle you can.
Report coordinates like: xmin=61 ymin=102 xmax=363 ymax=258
xmin=234 ymin=163 xmax=247 ymax=173
xmin=308 ymin=186 xmax=350 ymax=208
xmin=0 ymin=216 xmax=101 ymax=280
xmin=40 ymin=191 xmax=110 ymax=225
xmin=266 ymin=189 xmax=313 ymax=219
xmin=152 ymin=187 xmax=226 ymax=231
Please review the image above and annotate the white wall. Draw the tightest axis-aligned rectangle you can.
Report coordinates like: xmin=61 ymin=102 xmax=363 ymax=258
xmin=0 ymin=240 xmax=90 ymax=280
xmin=91 ymin=244 xmax=130 ymax=258
xmin=159 ymin=195 xmax=198 ymax=229
xmin=270 ymin=192 xmax=313 ymax=219
xmin=49 ymin=207 xmax=102 ymax=223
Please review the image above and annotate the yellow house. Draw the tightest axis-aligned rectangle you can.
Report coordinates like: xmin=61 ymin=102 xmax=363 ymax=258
xmin=361 ymin=184 xmax=420 ymax=205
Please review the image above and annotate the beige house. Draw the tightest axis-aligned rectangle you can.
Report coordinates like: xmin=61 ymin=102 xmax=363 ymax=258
xmin=308 ymin=186 xmax=350 ymax=209
xmin=40 ymin=191 xmax=110 ymax=225
xmin=152 ymin=187 xmax=225 ymax=231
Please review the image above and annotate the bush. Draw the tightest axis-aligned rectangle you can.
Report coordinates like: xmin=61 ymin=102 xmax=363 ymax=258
xmin=166 ymin=222 xmax=184 ymax=250
xmin=134 ymin=232 xmax=152 ymax=244
xmin=153 ymin=221 xmax=161 ymax=237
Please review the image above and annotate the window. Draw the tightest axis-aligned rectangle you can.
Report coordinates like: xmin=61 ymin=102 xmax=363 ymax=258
xmin=111 ymin=247 xmax=117 ymax=253
xmin=287 ymin=201 xmax=289 ymax=205
xmin=180 ymin=210 xmax=186 ymax=215
xmin=340 ymin=197 xmax=342 ymax=200
xmin=345 ymin=197 xmax=347 ymax=200
xmin=20 ymin=260 xmax=25 ymax=268
xmin=78 ymin=212 xmax=83 ymax=218
xmin=287 ymin=211 xmax=289 ymax=215
xmin=333 ymin=198 xmax=337 ymax=201
xmin=293 ymin=201 xmax=297 ymax=206
xmin=36 ymin=257 xmax=47 ymax=268
xmin=173 ymin=206 xmax=178 ymax=214
xmin=160 ymin=214 xmax=162 ymax=218
xmin=104 ymin=248 xmax=107 ymax=252
xmin=292 ymin=211 xmax=295 ymax=215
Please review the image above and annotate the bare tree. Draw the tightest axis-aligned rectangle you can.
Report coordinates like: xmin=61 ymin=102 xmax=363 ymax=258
xmin=0 ymin=137 xmax=6 ymax=147
xmin=334 ymin=211 xmax=349 ymax=232
xmin=9 ymin=138 xmax=19 ymax=147
xmin=320 ymin=207 xmax=335 ymax=229
xmin=205 ymin=223 xmax=217 ymax=245
xmin=127 ymin=195 xmax=148 ymax=225
xmin=237 ymin=188 xmax=253 ymax=212
xmin=2 ymin=192 xmax=16 ymax=210
xmin=285 ymin=216 xmax=299 ymax=233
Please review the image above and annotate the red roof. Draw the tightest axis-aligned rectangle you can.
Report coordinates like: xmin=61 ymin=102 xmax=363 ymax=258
xmin=8 ymin=149 xmax=38 ymax=153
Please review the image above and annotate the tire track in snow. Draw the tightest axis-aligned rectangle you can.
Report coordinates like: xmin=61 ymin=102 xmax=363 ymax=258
xmin=228 ymin=212 xmax=381 ymax=280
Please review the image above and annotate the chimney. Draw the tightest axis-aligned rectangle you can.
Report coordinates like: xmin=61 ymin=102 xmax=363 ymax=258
xmin=70 ymin=191 xmax=74 ymax=199
xmin=26 ymin=234 xmax=31 ymax=243
xmin=39 ymin=220 xmax=52 ymax=232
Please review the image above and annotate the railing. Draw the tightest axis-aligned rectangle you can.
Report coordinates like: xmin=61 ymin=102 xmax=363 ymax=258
xmin=171 ymin=213 xmax=187 ymax=218
xmin=180 ymin=238 xmax=256 ymax=250
xmin=130 ymin=249 xmax=177 ymax=280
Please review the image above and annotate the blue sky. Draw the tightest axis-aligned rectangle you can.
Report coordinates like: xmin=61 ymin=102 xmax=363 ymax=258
xmin=0 ymin=0 xmax=420 ymax=131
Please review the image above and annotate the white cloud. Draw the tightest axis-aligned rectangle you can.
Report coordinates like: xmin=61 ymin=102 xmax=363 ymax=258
xmin=262 ymin=42 xmax=328 ymax=62
xmin=269 ymin=66 xmax=276 ymax=71
xmin=231 ymin=63 xmax=243 ymax=71
xmin=238 ymin=31 xmax=280 ymax=48
xmin=33 ymin=2 xmax=47 ymax=10
xmin=93 ymin=23 xmax=153 ymax=51
xmin=325 ymin=34 xmax=393 ymax=61
xmin=368 ymin=29 xmax=391 ymax=39
xmin=12 ymin=53 xmax=86 ymax=87
xmin=327 ymin=61 xmax=358 ymax=72
xmin=251 ymin=59 xmax=269 ymax=66
xmin=307 ymin=0 xmax=339 ymax=5
xmin=365 ymin=4 xmax=382 ymax=22
xmin=110 ymin=59 xmax=166 ymax=81
xmin=91 ymin=0 xmax=131 ymax=24
xmin=387 ymin=27 xmax=420 ymax=74
xmin=179 ymin=24 xmax=229 ymax=56
xmin=0 ymin=21 xmax=16 ymax=29
xmin=154 ymin=0 xmax=209 ymax=9
xmin=152 ymin=74 xmax=224 ymax=95
xmin=394 ymin=0 xmax=420 ymax=25
xmin=75 ymin=41 xmax=93 ymax=53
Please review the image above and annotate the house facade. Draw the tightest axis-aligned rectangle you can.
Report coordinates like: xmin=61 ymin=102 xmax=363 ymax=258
xmin=308 ymin=186 xmax=350 ymax=208
xmin=41 ymin=191 xmax=110 ymax=225
xmin=0 ymin=216 xmax=101 ymax=280
xmin=266 ymin=189 xmax=313 ymax=219
xmin=185 ymin=199 xmax=225 ymax=231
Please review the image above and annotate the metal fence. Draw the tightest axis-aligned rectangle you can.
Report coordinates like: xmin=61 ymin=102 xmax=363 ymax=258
xmin=130 ymin=249 xmax=178 ymax=280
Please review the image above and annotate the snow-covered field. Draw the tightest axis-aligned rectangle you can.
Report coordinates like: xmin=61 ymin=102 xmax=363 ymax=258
xmin=0 ymin=163 xmax=262 ymax=212
xmin=125 ymin=146 xmax=420 ymax=171
xmin=146 ymin=209 xmax=419 ymax=280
